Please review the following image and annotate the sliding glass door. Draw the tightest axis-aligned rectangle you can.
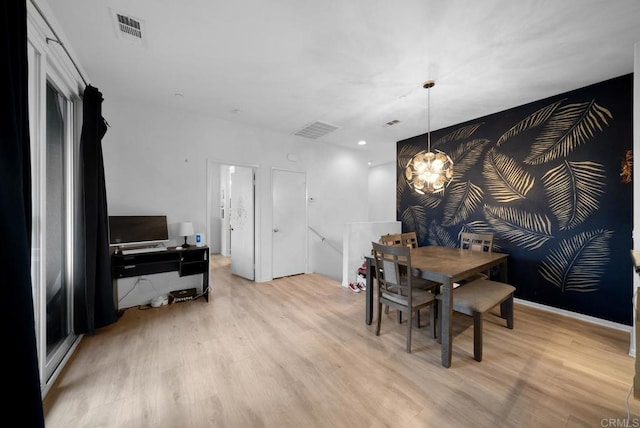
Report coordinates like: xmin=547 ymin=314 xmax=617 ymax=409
xmin=43 ymin=80 xmax=73 ymax=370
xmin=27 ymin=1 xmax=85 ymax=396
xmin=28 ymin=34 xmax=80 ymax=390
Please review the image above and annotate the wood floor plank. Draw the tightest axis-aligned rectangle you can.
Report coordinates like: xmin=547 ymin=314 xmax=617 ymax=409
xmin=43 ymin=256 xmax=640 ymax=427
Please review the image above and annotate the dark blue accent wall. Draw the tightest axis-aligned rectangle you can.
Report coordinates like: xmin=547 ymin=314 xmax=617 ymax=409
xmin=397 ymin=74 xmax=633 ymax=325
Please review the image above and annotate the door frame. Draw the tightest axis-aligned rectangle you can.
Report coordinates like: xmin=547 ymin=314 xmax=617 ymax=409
xmin=28 ymin=12 xmax=83 ymax=394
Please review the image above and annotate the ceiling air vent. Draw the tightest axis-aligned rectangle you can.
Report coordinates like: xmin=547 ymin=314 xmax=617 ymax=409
xmin=294 ymin=120 xmax=340 ymax=139
xmin=384 ymin=119 xmax=401 ymax=127
xmin=117 ymin=14 xmax=142 ymax=38
xmin=111 ymin=9 xmax=146 ymax=45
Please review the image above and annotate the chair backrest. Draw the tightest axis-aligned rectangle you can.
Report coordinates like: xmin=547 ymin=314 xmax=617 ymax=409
xmin=401 ymin=232 xmax=418 ymax=248
xmin=379 ymin=233 xmax=402 ymax=246
xmin=460 ymin=232 xmax=493 ymax=253
xmin=371 ymin=242 xmax=415 ymax=305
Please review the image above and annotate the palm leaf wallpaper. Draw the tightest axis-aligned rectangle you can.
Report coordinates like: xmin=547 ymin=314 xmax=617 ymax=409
xmin=428 ymin=220 xmax=457 ymax=247
xmin=523 ymin=101 xmax=613 ymax=165
xmin=396 ymin=75 xmax=633 ymax=325
xmin=539 ymin=229 xmax=613 ymax=293
xmin=442 ymin=181 xmax=484 ymax=226
xmin=483 ymin=150 xmax=535 ymax=202
xmin=496 ymin=98 xmax=566 ymax=147
xmin=542 ymin=160 xmax=606 ymax=230
xmin=433 ymin=122 xmax=485 ymax=148
xmin=483 ymin=205 xmax=553 ymax=250
xmin=447 ymin=139 xmax=491 ymax=180
xmin=401 ymin=206 xmax=429 ymax=243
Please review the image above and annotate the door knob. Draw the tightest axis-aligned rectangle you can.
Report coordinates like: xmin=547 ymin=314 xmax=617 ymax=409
xmin=273 ymin=228 xmax=279 ymax=232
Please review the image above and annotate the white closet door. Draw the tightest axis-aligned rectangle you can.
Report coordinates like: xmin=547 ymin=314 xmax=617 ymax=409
xmin=272 ymin=169 xmax=307 ymax=278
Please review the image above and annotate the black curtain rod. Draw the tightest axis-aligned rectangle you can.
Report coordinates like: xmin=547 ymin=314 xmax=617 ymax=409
xmin=29 ymin=0 xmax=89 ymax=87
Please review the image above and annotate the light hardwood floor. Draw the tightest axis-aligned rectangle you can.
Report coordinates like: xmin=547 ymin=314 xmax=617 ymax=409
xmin=44 ymin=256 xmax=640 ymax=427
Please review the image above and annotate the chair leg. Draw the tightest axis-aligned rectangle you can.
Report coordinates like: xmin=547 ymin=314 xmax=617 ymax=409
xmin=375 ymin=301 xmax=382 ymax=336
xmin=429 ymin=304 xmax=437 ymax=339
xmin=436 ymin=300 xmax=443 ymax=344
xmin=406 ymin=310 xmax=412 ymax=353
xmin=473 ymin=311 xmax=483 ymax=362
xmin=416 ymin=310 xmax=421 ymax=328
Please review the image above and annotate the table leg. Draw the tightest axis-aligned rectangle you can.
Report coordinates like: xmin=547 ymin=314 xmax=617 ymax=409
xmin=365 ymin=258 xmax=373 ymax=325
xmin=500 ymin=260 xmax=508 ymax=282
xmin=441 ymin=279 xmax=453 ymax=368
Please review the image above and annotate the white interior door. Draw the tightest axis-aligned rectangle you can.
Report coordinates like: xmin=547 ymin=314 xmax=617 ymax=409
xmin=272 ymin=170 xmax=307 ymax=278
xmin=230 ymin=166 xmax=255 ymax=280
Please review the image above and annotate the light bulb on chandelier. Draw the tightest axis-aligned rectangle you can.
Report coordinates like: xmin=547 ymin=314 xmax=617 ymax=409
xmin=405 ymin=80 xmax=454 ymax=194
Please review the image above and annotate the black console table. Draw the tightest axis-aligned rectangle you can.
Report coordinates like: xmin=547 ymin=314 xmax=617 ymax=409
xmin=111 ymin=246 xmax=210 ymax=302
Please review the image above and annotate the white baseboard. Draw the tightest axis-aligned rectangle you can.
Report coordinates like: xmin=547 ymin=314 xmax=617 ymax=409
xmin=515 ymin=298 xmax=631 ymax=332
xmin=515 ymin=298 xmax=635 ymax=357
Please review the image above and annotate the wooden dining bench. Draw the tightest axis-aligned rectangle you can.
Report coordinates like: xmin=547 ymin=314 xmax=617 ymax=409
xmin=437 ymin=278 xmax=515 ymax=362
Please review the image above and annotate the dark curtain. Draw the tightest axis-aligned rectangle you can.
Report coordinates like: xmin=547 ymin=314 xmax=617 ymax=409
xmin=1 ymin=1 xmax=45 ymax=425
xmin=74 ymin=85 xmax=117 ymax=334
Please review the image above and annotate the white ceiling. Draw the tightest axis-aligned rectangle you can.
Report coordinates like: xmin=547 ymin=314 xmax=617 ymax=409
xmin=43 ymin=0 xmax=640 ymax=166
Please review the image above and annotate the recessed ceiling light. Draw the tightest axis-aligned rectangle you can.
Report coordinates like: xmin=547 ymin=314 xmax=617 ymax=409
xmin=358 ymin=140 xmax=367 ymax=146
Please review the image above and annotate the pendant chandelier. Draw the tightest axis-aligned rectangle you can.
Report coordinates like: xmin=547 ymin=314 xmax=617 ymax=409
xmin=405 ymin=80 xmax=454 ymax=194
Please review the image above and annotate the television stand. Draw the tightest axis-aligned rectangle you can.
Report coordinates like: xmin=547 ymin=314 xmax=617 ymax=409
xmin=111 ymin=246 xmax=210 ymax=305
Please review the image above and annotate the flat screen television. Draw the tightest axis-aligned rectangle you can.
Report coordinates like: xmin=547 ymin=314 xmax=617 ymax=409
xmin=108 ymin=215 xmax=169 ymax=247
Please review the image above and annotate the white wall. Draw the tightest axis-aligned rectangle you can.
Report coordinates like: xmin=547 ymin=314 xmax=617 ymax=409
xmin=305 ymin=143 xmax=368 ymax=280
xmin=102 ymin=95 xmax=369 ymax=290
xmin=367 ymin=162 xmax=397 ymax=222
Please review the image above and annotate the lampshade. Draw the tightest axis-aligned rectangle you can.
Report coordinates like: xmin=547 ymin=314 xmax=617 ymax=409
xmin=178 ymin=222 xmax=194 ymax=237
xmin=405 ymin=80 xmax=454 ymax=194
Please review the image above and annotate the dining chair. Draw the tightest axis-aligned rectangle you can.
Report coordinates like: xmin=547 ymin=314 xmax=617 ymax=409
xmin=439 ymin=231 xmax=515 ymax=362
xmin=458 ymin=232 xmax=494 ymax=284
xmin=401 ymin=231 xmax=418 ymax=248
xmin=460 ymin=232 xmax=493 ymax=253
xmin=371 ymin=242 xmax=438 ymax=352
xmin=378 ymin=233 xmax=401 ymax=316
xmin=379 ymin=232 xmax=437 ymax=323
xmin=379 ymin=233 xmax=402 ymax=246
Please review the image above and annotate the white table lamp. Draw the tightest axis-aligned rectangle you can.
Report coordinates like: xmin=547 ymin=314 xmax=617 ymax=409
xmin=178 ymin=222 xmax=194 ymax=247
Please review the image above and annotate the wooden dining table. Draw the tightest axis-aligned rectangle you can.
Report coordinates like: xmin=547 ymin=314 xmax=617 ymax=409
xmin=364 ymin=245 xmax=509 ymax=368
